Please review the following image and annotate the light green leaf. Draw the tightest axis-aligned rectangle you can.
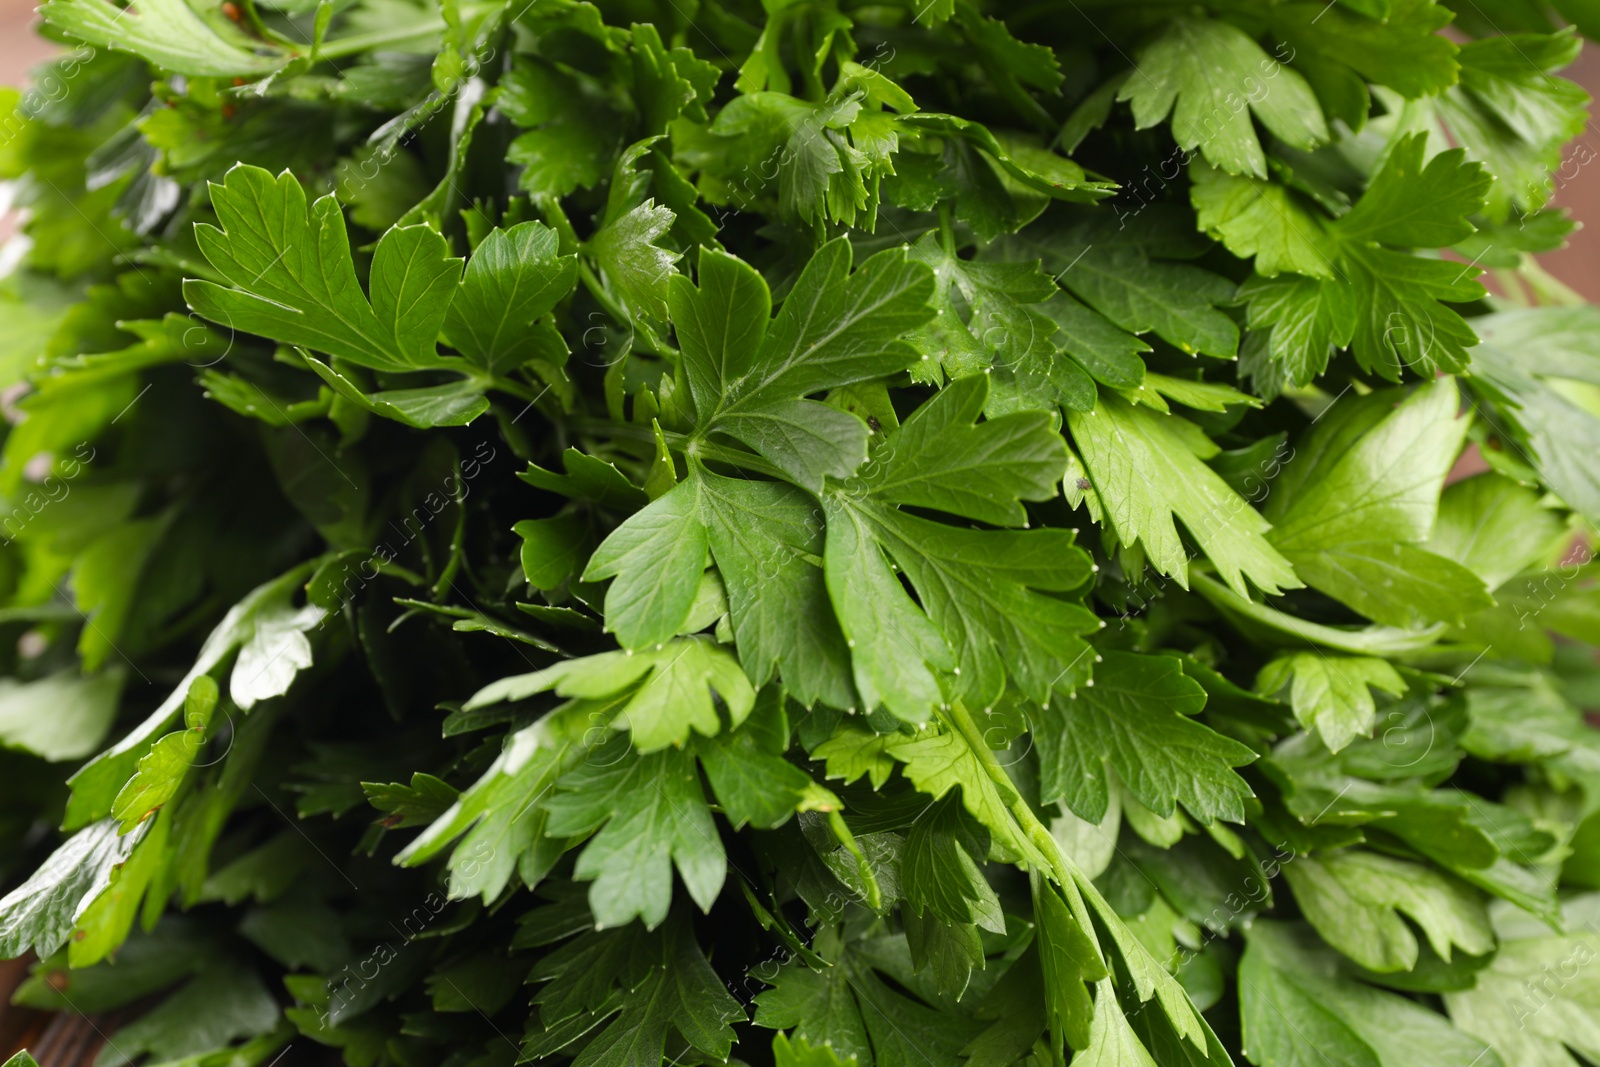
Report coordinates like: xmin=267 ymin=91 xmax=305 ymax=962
xmin=1118 ymin=18 xmax=1327 ymax=178
xmin=1445 ymin=895 xmax=1600 ymax=1067
xmin=1073 ymin=982 xmax=1158 ymax=1067
xmin=587 ymin=200 xmax=681 ymax=323
xmin=1190 ymin=164 xmax=1337 ymax=278
xmin=1068 ymin=391 xmax=1300 ymax=597
xmin=1268 ymin=379 xmax=1492 ymax=626
xmin=1283 ymin=850 xmax=1494 ymax=973
xmin=1428 ymin=473 xmax=1567 ymax=591
xmin=230 ymin=601 xmax=324 ymax=710
xmin=444 ymin=221 xmax=577 ymax=375
xmin=1244 ymin=921 xmax=1503 ymax=1067
xmin=67 ymin=560 xmax=322 ymax=829
xmin=109 ymin=676 xmax=219 ymax=834
xmin=0 ymin=669 xmax=124 ymax=762
xmin=544 ymin=739 xmax=725 ymax=929
xmin=1471 ymin=308 xmax=1600 ymax=527
xmin=0 ymin=820 xmax=133 ymax=959
xmin=887 ymin=726 xmax=1043 ymax=867
xmin=40 ymin=0 xmax=284 ymax=77
xmin=465 ymin=638 xmax=754 ymax=753
xmin=186 ymin=166 xmax=463 ymax=373
xmin=1257 ymin=653 xmax=1406 ymax=752
xmin=1035 ymin=651 xmax=1256 ymax=825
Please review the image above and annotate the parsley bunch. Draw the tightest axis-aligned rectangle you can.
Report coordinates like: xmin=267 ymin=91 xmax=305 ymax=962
xmin=1 ymin=1 xmax=1599 ymax=1066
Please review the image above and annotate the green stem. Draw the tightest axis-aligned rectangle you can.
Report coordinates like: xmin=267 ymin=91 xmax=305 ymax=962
xmin=563 ymin=418 xmax=790 ymax=482
xmin=1189 ymin=571 xmax=1447 ymax=656
xmin=937 ymin=201 xmax=957 ymax=256
xmin=313 ymin=4 xmax=497 ymax=60
xmin=941 ymin=701 xmax=1080 ymax=887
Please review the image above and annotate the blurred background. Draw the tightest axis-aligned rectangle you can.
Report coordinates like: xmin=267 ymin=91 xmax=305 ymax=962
xmin=3 ymin=0 xmax=1600 ymax=292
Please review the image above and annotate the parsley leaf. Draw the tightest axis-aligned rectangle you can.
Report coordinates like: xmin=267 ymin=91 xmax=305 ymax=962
xmin=1068 ymin=391 xmax=1300 ymax=597
xmin=1266 ymin=379 xmax=1494 ymax=627
xmin=544 ymin=738 xmax=725 ymax=930
xmin=186 ymin=166 xmax=462 ymax=374
xmin=1035 ymin=652 xmax=1256 ymax=825
xmin=1119 ymin=18 xmax=1328 ymax=178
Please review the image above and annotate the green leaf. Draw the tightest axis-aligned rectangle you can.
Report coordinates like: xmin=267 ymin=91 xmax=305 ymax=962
xmin=1282 ymin=850 xmax=1494 ymax=973
xmin=1238 ymin=272 xmax=1359 ymax=387
xmin=40 ymin=0 xmax=285 ymax=77
xmin=0 ymin=819 xmax=133 ymax=959
xmin=1059 ymin=246 xmax=1239 ymax=359
xmin=860 ymin=374 xmax=1066 ymax=527
xmin=1260 ymin=0 xmax=1458 ymax=118
xmin=1239 ymin=926 xmax=1382 ymax=1067
xmin=397 ymin=702 xmax=593 ymax=902
xmin=588 ymin=200 xmax=681 ymax=324
xmin=468 ymin=637 xmax=753 ymax=753
xmin=1243 ymin=921 xmax=1503 ymax=1067
xmin=1074 ymin=982 xmax=1159 ymax=1067
xmin=887 ymin=726 xmax=1041 ymax=866
xmin=1068 ymin=391 xmax=1300 ymax=597
xmin=710 ymin=238 xmax=935 ymax=422
xmin=1268 ymin=379 xmax=1492 ymax=626
xmin=1339 ymin=243 xmax=1484 ymax=379
xmin=91 ymin=965 xmax=281 ymax=1065
xmin=1437 ymin=30 xmax=1588 ymax=221
xmin=1471 ymin=307 xmax=1600 ymax=527
xmin=1035 ymin=651 xmax=1256 ymax=825
xmin=230 ymin=599 xmax=323 ymax=709
xmin=1336 ymin=136 xmax=1492 ymax=249
xmin=517 ymin=514 xmax=591 ymax=591
xmin=185 ymin=166 xmax=463 ymax=373
xmin=671 ymin=247 xmax=774 ymax=423
xmin=111 ymin=675 xmax=219 ymax=832
xmin=697 ymin=471 xmax=855 ymax=708
xmin=1444 ymin=895 xmax=1600 ymax=1067
xmin=871 ymin=512 xmax=1098 ymax=706
xmin=697 ymin=692 xmax=835 ymax=830
xmin=543 ymin=922 xmax=745 ymax=1067
xmin=1118 ymin=18 xmax=1327 ymax=178
xmin=0 ymin=668 xmax=124 ymax=762
xmin=754 ymin=957 xmax=871 ymax=1064
xmin=1257 ymin=653 xmax=1406 ymax=752
xmin=1190 ymin=164 xmax=1337 ymax=279
xmin=502 ymin=58 xmax=623 ymax=199
xmin=583 ymin=476 xmax=709 ymax=649
xmin=544 ymin=739 xmax=725 ymax=929
xmin=822 ymin=494 xmax=952 ymax=723
xmin=1427 ymin=473 xmax=1566 ymax=591
xmin=673 ymin=241 xmax=932 ymax=488
xmin=905 ymin=234 xmax=1080 ymax=411
xmin=67 ymin=560 xmax=322 ymax=829
xmin=902 ymin=793 xmax=1005 ymax=932
xmin=363 ymin=773 xmax=459 ymax=829
xmin=443 ymin=221 xmax=577 ymax=375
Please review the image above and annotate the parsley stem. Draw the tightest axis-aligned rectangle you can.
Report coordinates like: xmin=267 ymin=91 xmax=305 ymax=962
xmin=314 ymin=4 xmax=501 ymax=60
xmin=940 ymin=701 xmax=1082 ymax=887
xmin=563 ymin=418 xmax=789 ymax=481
